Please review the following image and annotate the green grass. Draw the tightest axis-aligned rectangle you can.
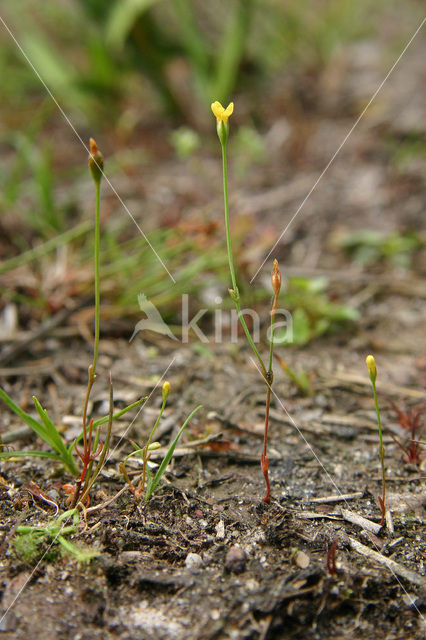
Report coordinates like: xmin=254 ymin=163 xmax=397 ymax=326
xmin=0 ymin=0 xmax=410 ymax=126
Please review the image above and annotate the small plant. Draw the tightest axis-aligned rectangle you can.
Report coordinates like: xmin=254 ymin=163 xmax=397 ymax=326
xmin=280 ymin=276 xmax=359 ymax=346
xmin=389 ymin=401 xmax=425 ymax=465
xmin=0 ymin=388 xmax=79 ymax=475
xmin=120 ymin=381 xmax=202 ymax=502
xmin=0 ymin=140 xmax=145 ymax=505
xmin=334 ymin=228 xmax=423 ymax=269
xmin=12 ymin=508 xmax=100 ymax=565
xmin=366 ymin=354 xmax=386 ymax=526
xmin=211 ymin=100 xmax=281 ymax=503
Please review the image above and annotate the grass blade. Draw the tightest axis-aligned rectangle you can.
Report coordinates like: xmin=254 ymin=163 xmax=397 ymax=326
xmin=0 ymin=387 xmax=49 ymax=439
xmin=146 ymin=405 xmax=202 ymax=500
xmin=0 ymin=450 xmax=63 ymax=461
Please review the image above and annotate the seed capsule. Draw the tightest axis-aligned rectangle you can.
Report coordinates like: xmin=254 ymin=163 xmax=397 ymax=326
xmin=271 ymin=259 xmax=281 ymax=297
xmin=88 ymin=138 xmax=104 ymax=186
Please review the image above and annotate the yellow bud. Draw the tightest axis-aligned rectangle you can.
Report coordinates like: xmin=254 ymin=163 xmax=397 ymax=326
xmin=147 ymin=442 xmax=161 ymax=451
xmin=162 ymin=381 xmax=171 ymax=401
xmin=88 ymin=138 xmax=104 ymax=186
xmin=366 ymin=355 xmax=377 ymax=383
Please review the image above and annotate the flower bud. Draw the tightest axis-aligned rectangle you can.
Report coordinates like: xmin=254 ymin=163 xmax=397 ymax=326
xmin=216 ymin=120 xmax=229 ymax=146
xmin=366 ymin=355 xmax=377 ymax=383
xmin=147 ymin=442 xmax=161 ymax=451
xmin=271 ymin=259 xmax=281 ymax=297
xmin=88 ymin=138 xmax=104 ymax=186
xmin=162 ymin=381 xmax=171 ymax=402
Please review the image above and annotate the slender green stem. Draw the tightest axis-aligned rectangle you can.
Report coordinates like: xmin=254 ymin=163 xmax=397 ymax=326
xmin=371 ymin=380 xmax=384 ymax=455
xmin=221 ymin=142 xmax=266 ymax=377
xmin=141 ymin=395 xmax=168 ymax=495
xmin=147 ymin=396 xmax=168 ymax=451
xmin=371 ymin=379 xmax=386 ymax=522
xmin=92 ymin=397 xmax=147 ymax=429
xmin=221 ymin=145 xmax=238 ymax=292
xmin=92 ymin=182 xmax=101 ymax=377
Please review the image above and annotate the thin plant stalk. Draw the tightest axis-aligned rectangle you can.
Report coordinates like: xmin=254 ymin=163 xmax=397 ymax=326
xmin=70 ymin=138 xmax=105 ymax=506
xmin=88 ymin=137 xmax=103 ymax=381
xmin=261 ymin=260 xmax=281 ymax=502
xmin=120 ymin=381 xmax=170 ymax=500
xmin=372 ymin=376 xmax=386 ymax=523
xmin=145 ymin=404 xmax=202 ymax=501
xmin=120 ymin=383 xmax=202 ymax=502
xmin=92 ymin=179 xmax=101 ymax=377
xmin=141 ymin=382 xmax=169 ymax=495
xmin=366 ymin=355 xmax=386 ymax=525
xmin=78 ymin=373 xmax=114 ymax=507
xmin=212 ymin=101 xmax=281 ymax=502
xmin=221 ymin=140 xmax=266 ymax=378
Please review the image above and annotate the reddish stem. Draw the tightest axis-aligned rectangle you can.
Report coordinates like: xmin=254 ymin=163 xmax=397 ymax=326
xmin=71 ymin=418 xmax=103 ymax=508
xmin=327 ymin=539 xmax=337 ymax=576
xmin=378 ymin=494 xmax=385 ymax=527
xmin=261 ymin=383 xmax=272 ymax=503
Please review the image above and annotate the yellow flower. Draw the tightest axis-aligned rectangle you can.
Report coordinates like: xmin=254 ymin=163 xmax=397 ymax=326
xmin=211 ymin=101 xmax=234 ymax=124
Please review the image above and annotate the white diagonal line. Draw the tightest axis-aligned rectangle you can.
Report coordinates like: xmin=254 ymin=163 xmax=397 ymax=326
xmin=249 ymin=357 xmax=353 ymax=502
xmin=250 ymin=356 xmax=425 ymax=623
xmin=0 ymin=14 xmax=176 ymax=283
xmin=250 ymin=17 xmax=426 ymax=283
xmin=106 ymin=356 xmax=176 ymax=460
xmin=0 ymin=511 xmax=79 ymax=626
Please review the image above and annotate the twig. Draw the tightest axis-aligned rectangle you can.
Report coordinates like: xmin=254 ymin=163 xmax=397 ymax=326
xmin=385 ymin=510 xmax=395 ymax=536
xmin=296 ymin=511 xmax=342 ymax=521
xmin=83 ymin=485 xmax=128 ymax=515
xmin=348 ymin=537 xmax=426 ymax=587
xmin=148 ymin=447 xmax=281 ymax=463
xmin=307 ymin=492 xmax=363 ymax=504
xmin=341 ymin=509 xmax=382 ymax=535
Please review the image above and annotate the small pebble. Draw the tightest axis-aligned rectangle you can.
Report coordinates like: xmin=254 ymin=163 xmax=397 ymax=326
xmin=294 ymin=550 xmax=310 ymax=569
xmin=185 ymin=552 xmax=203 ymax=571
xmin=402 ymin=593 xmax=422 ymax=610
xmin=225 ymin=546 xmax=247 ymax=574
xmin=215 ymin=520 xmax=225 ymax=540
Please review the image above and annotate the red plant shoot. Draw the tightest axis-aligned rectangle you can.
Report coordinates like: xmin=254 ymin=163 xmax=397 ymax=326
xmin=390 ymin=401 xmax=425 ymax=465
xmin=327 ymin=539 xmax=338 ymax=577
xmin=70 ymin=417 xmax=103 ymax=507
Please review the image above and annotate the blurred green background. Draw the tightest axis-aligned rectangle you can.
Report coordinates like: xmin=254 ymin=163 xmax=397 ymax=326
xmin=0 ymin=0 xmax=424 ymax=343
